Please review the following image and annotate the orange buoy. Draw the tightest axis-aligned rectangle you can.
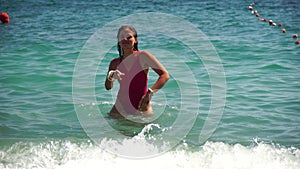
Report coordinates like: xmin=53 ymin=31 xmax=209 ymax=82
xmin=0 ymin=12 xmax=9 ymax=23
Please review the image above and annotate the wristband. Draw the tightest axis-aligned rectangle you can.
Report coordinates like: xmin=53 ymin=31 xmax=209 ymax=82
xmin=148 ymin=88 xmax=154 ymax=93
xmin=107 ymin=70 xmax=115 ymax=81
xmin=147 ymin=88 xmax=154 ymax=96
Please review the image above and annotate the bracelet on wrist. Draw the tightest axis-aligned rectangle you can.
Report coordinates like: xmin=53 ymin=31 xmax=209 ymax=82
xmin=148 ymin=88 xmax=153 ymax=93
xmin=147 ymin=88 xmax=154 ymax=96
xmin=107 ymin=70 xmax=115 ymax=81
xmin=107 ymin=76 xmax=114 ymax=81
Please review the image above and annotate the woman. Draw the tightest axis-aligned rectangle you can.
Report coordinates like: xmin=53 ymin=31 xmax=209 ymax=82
xmin=105 ymin=25 xmax=169 ymax=117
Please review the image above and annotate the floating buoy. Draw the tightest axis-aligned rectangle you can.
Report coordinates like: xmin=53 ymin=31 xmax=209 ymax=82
xmin=292 ymin=34 xmax=298 ymax=38
xmin=248 ymin=2 xmax=299 ymax=45
xmin=269 ymin=20 xmax=273 ymax=25
xmin=0 ymin=12 xmax=9 ymax=23
xmin=282 ymin=29 xmax=286 ymax=33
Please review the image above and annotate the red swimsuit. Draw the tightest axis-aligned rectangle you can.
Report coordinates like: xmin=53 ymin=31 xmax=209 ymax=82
xmin=115 ymin=51 xmax=148 ymax=114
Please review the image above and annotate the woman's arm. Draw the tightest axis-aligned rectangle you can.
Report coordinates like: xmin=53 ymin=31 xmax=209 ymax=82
xmin=142 ymin=50 xmax=169 ymax=91
xmin=138 ymin=51 xmax=169 ymax=111
xmin=105 ymin=58 xmax=120 ymax=90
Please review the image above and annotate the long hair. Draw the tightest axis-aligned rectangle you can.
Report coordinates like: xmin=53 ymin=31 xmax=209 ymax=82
xmin=117 ymin=25 xmax=139 ymax=59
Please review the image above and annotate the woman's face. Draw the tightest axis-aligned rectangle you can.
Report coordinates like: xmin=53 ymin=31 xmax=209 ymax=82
xmin=118 ymin=28 xmax=137 ymax=50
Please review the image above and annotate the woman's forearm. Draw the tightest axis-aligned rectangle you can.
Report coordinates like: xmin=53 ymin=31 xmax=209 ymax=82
xmin=150 ymin=71 xmax=169 ymax=91
xmin=105 ymin=80 xmax=112 ymax=90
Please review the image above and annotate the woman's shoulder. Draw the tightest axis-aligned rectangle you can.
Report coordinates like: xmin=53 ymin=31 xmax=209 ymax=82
xmin=139 ymin=50 xmax=151 ymax=56
xmin=110 ymin=57 xmax=121 ymax=63
xmin=109 ymin=57 xmax=121 ymax=68
xmin=139 ymin=50 xmax=154 ymax=59
xmin=138 ymin=50 xmax=158 ymax=66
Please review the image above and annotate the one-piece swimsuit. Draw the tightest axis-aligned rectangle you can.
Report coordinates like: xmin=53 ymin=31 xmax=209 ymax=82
xmin=115 ymin=51 xmax=148 ymax=114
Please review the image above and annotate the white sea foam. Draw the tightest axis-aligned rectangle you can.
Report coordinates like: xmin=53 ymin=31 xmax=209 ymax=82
xmin=1 ymin=139 xmax=299 ymax=169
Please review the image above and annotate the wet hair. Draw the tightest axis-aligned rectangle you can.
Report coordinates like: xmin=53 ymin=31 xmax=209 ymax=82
xmin=117 ymin=25 xmax=139 ymax=58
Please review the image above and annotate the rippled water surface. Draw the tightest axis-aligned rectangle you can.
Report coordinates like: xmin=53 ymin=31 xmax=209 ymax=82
xmin=1 ymin=0 xmax=300 ymax=168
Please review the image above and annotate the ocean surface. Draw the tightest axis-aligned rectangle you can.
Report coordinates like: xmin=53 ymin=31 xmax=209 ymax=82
xmin=1 ymin=0 xmax=300 ymax=168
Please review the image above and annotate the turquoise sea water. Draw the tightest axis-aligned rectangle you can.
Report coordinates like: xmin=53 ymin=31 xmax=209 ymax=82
xmin=1 ymin=0 xmax=300 ymax=168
